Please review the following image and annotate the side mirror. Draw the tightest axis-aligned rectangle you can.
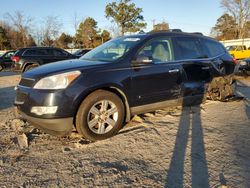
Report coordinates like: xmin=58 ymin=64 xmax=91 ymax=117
xmin=132 ymin=55 xmax=153 ymax=65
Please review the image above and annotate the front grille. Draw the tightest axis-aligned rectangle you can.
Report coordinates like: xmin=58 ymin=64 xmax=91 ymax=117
xmin=19 ymin=77 xmax=35 ymax=87
xmin=15 ymin=91 xmax=28 ymax=104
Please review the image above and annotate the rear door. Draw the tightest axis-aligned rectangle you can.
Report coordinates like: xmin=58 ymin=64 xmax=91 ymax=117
xmin=173 ymin=37 xmax=213 ymax=102
xmin=202 ymin=38 xmax=233 ymax=75
xmin=130 ymin=37 xmax=183 ymax=107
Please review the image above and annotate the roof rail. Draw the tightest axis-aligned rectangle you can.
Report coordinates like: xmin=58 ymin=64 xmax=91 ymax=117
xmin=169 ymin=29 xmax=182 ymax=32
xmin=191 ymin=32 xmax=203 ymax=36
xmin=148 ymin=29 xmax=182 ymax=34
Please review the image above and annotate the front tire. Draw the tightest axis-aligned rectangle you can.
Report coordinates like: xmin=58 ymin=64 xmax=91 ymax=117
xmin=76 ymin=90 xmax=125 ymax=141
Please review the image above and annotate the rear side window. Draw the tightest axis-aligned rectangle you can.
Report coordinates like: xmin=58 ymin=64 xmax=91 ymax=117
xmin=174 ymin=37 xmax=204 ymax=60
xmin=53 ymin=49 xmax=68 ymax=57
xmin=45 ymin=49 xmax=54 ymax=56
xmin=39 ymin=49 xmax=49 ymax=56
xmin=24 ymin=49 xmax=38 ymax=56
xmin=13 ymin=50 xmax=20 ymax=56
xmin=203 ymin=39 xmax=225 ymax=57
xmin=23 ymin=49 xmax=49 ymax=56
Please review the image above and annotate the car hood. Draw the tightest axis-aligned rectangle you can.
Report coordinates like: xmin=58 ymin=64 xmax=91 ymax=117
xmin=23 ymin=59 xmax=111 ymax=79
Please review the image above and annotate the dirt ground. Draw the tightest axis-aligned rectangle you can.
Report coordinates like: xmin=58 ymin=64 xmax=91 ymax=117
xmin=0 ymin=71 xmax=249 ymax=188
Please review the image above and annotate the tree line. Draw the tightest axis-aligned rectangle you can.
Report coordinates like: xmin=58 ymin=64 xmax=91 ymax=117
xmin=1 ymin=0 xmax=248 ymax=50
xmin=0 ymin=0 xmax=149 ymax=50
xmin=212 ymin=0 xmax=250 ymax=40
xmin=0 ymin=13 xmax=113 ymax=50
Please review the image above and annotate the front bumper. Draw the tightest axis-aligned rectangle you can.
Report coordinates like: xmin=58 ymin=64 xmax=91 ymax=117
xmin=20 ymin=110 xmax=73 ymax=136
xmin=14 ymin=78 xmax=85 ymax=136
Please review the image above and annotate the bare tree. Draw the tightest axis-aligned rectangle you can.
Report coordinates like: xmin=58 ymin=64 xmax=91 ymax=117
xmin=71 ymin=12 xmax=82 ymax=47
xmin=5 ymin=11 xmax=33 ymax=47
xmin=72 ymin=12 xmax=81 ymax=34
xmin=41 ymin=16 xmax=62 ymax=46
xmin=221 ymin=0 xmax=250 ymax=38
xmin=33 ymin=27 xmax=43 ymax=46
xmin=109 ymin=24 xmax=120 ymax=38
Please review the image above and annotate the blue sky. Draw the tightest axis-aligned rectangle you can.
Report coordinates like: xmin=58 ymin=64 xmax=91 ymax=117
xmin=1 ymin=0 xmax=225 ymax=36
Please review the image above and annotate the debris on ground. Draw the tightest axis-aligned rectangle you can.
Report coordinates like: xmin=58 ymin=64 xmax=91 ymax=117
xmin=16 ymin=133 xmax=28 ymax=149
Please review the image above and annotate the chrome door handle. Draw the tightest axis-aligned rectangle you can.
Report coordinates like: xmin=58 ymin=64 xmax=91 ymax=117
xmin=168 ymin=69 xmax=179 ymax=73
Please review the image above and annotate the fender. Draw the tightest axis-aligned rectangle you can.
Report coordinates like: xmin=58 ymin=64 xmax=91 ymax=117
xmin=109 ymin=86 xmax=131 ymax=122
xmin=72 ymin=84 xmax=131 ymax=124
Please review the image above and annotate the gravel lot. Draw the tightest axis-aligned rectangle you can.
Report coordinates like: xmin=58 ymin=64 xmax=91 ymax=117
xmin=0 ymin=71 xmax=249 ymax=187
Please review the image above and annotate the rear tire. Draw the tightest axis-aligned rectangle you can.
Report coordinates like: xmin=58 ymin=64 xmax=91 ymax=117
xmin=76 ymin=90 xmax=125 ymax=141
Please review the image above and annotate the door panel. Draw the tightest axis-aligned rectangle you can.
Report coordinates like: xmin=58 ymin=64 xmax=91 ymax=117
xmin=130 ymin=37 xmax=183 ymax=107
xmin=130 ymin=63 xmax=183 ymax=107
xmin=181 ymin=60 xmax=212 ymax=97
xmin=173 ymin=37 xmax=213 ymax=102
xmin=182 ymin=61 xmax=212 ymax=82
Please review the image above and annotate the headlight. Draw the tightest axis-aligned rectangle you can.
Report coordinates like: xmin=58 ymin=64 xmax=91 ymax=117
xmin=33 ymin=70 xmax=81 ymax=89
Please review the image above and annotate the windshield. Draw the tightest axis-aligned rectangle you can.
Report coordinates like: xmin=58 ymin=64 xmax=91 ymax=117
xmin=81 ymin=36 xmax=145 ymax=62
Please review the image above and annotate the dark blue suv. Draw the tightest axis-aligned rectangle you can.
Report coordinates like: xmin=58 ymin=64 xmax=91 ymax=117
xmin=15 ymin=31 xmax=236 ymax=141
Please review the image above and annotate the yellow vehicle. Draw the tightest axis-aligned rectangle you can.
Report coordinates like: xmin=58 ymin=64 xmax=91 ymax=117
xmin=226 ymin=45 xmax=250 ymax=60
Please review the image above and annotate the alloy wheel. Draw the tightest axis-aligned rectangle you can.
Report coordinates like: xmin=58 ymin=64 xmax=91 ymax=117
xmin=87 ymin=100 xmax=118 ymax=134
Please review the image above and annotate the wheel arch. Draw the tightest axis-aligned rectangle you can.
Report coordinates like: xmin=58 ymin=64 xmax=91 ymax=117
xmin=73 ymin=86 xmax=131 ymax=127
xmin=108 ymin=86 xmax=131 ymax=122
xmin=22 ymin=61 xmax=40 ymax=72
